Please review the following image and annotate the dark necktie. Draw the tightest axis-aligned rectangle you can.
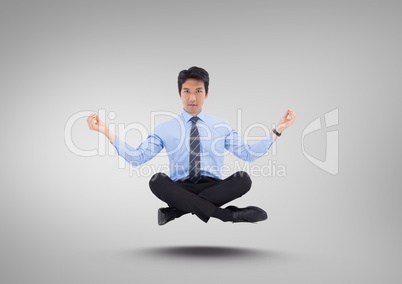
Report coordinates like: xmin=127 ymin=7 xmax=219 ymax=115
xmin=189 ymin=116 xmax=201 ymax=183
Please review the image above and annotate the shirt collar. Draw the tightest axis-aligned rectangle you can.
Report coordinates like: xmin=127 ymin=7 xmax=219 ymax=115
xmin=181 ymin=109 xmax=206 ymax=123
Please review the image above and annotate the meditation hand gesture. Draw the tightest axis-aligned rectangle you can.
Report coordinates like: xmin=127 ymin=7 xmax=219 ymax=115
xmin=87 ymin=113 xmax=106 ymax=134
xmin=276 ymin=109 xmax=296 ymax=133
xmin=87 ymin=113 xmax=116 ymax=143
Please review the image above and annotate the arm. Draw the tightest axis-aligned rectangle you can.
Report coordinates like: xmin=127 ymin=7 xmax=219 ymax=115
xmin=225 ymin=109 xmax=297 ymax=162
xmin=225 ymin=128 xmax=275 ymax=162
xmin=87 ymin=112 xmax=164 ymax=166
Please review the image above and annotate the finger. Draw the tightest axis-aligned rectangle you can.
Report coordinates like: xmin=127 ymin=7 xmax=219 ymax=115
xmin=289 ymin=114 xmax=296 ymax=124
xmin=87 ymin=113 xmax=96 ymax=123
xmin=287 ymin=110 xmax=295 ymax=118
xmin=87 ymin=116 xmax=97 ymax=130
xmin=87 ymin=116 xmax=94 ymax=127
xmin=92 ymin=116 xmax=98 ymax=126
xmin=88 ymin=115 xmax=95 ymax=122
xmin=89 ymin=114 xmax=98 ymax=123
xmin=288 ymin=110 xmax=295 ymax=117
xmin=88 ymin=121 xmax=94 ymax=130
xmin=88 ymin=119 xmax=95 ymax=130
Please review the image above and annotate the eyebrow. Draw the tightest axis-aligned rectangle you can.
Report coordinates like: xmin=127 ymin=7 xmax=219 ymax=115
xmin=182 ymin=87 xmax=204 ymax=90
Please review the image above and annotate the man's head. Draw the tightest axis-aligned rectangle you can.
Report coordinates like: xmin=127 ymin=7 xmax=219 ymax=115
xmin=178 ymin=66 xmax=209 ymax=116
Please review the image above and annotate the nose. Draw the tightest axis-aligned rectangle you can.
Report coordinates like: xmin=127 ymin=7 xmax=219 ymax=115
xmin=189 ymin=93 xmax=196 ymax=100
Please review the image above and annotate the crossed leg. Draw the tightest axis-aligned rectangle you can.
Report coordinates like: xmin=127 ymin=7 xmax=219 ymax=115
xmin=149 ymin=171 xmax=252 ymax=223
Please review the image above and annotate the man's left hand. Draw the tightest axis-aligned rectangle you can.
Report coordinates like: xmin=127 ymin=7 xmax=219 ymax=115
xmin=276 ymin=109 xmax=296 ymax=133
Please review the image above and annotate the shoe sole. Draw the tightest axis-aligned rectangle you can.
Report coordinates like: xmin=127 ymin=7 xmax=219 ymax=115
xmin=158 ymin=209 xmax=166 ymax=225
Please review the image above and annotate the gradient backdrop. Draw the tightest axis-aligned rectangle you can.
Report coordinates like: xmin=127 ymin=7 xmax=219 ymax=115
xmin=1 ymin=0 xmax=401 ymax=283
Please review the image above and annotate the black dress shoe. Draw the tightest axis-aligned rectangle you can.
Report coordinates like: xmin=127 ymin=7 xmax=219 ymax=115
xmin=225 ymin=205 xmax=268 ymax=223
xmin=158 ymin=207 xmax=178 ymax=225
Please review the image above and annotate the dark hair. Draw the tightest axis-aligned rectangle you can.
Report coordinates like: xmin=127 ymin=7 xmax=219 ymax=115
xmin=178 ymin=66 xmax=209 ymax=94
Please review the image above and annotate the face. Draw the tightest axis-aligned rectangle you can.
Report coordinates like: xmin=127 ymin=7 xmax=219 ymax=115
xmin=180 ymin=79 xmax=208 ymax=116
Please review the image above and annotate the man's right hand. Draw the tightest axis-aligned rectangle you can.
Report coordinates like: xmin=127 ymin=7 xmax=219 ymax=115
xmin=87 ymin=113 xmax=106 ymax=133
xmin=87 ymin=113 xmax=116 ymax=143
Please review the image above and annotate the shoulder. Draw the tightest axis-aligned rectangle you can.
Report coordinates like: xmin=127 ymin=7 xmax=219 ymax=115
xmin=154 ymin=113 xmax=185 ymax=134
xmin=204 ymin=113 xmax=228 ymax=124
xmin=204 ymin=113 xmax=233 ymax=134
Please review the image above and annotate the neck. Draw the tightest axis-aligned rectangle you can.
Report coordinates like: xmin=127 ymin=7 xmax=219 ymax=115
xmin=186 ymin=109 xmax=202 ymax=116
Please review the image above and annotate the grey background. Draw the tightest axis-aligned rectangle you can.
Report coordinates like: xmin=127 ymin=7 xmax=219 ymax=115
xmin=1 ymin=0 xmax=401 ymax=283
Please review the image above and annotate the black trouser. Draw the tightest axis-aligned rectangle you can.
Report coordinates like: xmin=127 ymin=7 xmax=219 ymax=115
xmin=149 ymin=171 xmax=252 ymax=223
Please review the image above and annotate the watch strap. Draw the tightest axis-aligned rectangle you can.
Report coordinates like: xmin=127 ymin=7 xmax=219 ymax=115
xmin=273 ymin=128 xmax=282 ymax=137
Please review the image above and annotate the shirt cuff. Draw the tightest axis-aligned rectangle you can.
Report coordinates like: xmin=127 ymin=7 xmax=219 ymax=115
xmin=111 ymin=136 xmax=120 ymax=150
xmin=262 ymin=133 xmax=276 ymax=149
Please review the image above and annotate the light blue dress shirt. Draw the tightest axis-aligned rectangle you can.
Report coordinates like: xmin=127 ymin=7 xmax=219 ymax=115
xmin=112 ymin=109 xmax=275 ymax=181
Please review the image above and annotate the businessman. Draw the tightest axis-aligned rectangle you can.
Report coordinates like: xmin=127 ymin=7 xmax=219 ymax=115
xmin=87 ymin=66 xmax=296 ymax=225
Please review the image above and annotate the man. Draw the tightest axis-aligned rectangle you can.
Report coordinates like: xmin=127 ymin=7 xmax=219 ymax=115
xmin=87 ymin=66 xmax=296 ymax=225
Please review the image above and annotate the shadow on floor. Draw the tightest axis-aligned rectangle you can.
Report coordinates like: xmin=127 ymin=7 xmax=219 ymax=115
xmin=122 ymin=245 xmax=290 ymax=260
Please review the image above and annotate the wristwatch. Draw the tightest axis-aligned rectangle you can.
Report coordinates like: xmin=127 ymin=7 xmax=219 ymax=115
xmin=272 ymin=128 xmax=282 ymax=137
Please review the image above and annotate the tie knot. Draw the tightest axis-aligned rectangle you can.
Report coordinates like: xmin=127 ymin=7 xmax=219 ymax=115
xmin=190 ymin=116 xmax=199 ymax=124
